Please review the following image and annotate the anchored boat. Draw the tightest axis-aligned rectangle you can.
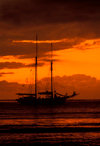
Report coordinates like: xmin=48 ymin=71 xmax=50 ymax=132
xmin=16 ymin=36 xmax=77 ymax=105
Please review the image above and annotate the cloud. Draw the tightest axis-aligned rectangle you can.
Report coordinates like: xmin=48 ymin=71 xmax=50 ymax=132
xmin=0 ymin=80 xmax=28 ymax=99
xmin=0 ymin=72 xmax=13 ymax=77
xmin=38 ymin=74 xmax=100 ymax=99
xmin=73 ymin=39 xmax=100 ymax=50
xmin=12 ymin=38 xmax=74 ymax=44
xmin=0 ymin=0 xmax=100 ymax=59
xmin=0 ymin=74 xmax=100 ymax=100
xmin=0 ymin=62 xmax=44 ymax=69
xmin=0 ymin=36 xmax=78 ymax=58
xmin=0 ymin=0 xmax=100 ymax=25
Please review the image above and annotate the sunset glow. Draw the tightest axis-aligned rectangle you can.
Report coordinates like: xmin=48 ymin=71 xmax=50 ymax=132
xmin=12 ymin=38 xmax=74 ymax=44
xmin=0 ymin=38 xmax=99 ymax=84
xmin=0 ymin=0 xmax=100 ymax=100
xmin=1 ymin=1 xmax=100 ymax=146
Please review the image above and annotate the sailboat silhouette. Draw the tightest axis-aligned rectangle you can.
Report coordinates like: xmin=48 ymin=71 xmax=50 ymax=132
xmin=16 ymin=35 xmax=77 ymax=105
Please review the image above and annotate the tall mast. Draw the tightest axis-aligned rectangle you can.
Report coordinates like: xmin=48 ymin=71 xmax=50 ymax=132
xmin=51 ymin=43 xmax=53 ymax=99
xmin=35 ymin=34 xmax=38 ymax=99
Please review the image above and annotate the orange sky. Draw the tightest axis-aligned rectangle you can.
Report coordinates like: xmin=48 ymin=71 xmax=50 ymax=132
xmin=0 ymin=38 xmax=100 ymax=84
xmin=0 ymin=0 xmax=100 ymax=99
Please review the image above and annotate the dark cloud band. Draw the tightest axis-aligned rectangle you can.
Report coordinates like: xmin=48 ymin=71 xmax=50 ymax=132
xmin=0 ymin=62 xmax=44 ymax=69
xmin=0 ymin=0 xmax=100 ymax=25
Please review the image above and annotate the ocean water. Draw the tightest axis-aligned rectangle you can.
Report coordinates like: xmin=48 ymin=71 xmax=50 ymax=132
xmin=0 ymin=100 xmax=100 ymax=145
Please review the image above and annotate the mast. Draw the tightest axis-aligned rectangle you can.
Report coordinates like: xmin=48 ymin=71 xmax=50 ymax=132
xmin=51 ymin=43 xmax=53 ymax=99
xmin=35 ymin=34 xmax=38 ymax=99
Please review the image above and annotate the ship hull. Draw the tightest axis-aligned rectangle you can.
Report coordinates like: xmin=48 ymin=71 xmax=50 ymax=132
xmin=16 ymin=97 xmax=67 ymax=106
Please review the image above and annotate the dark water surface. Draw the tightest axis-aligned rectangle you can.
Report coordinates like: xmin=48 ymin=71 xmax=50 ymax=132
xmin=0 ymin=100 xmax=100 ymax=145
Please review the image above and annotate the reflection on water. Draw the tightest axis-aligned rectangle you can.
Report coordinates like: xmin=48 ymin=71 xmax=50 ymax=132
xmin=0 ymin=100 xmax=100 ymax=145
xmin=0 ymin=132 xmax=100 ymax=145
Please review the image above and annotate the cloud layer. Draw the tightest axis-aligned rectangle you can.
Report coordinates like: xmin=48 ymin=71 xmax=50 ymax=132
xmin=0 ymin=0 xmax=100 ymax=59
xmin=0 ymin=72 xmax=13 ymax=77
xmin=0 ymin=74 xmax=100 ymax=100
xmin=0 ymin=61 xmax=44 ymax=69
xmin=0 ymin=0 xmax=100 ymax=85
xmin=1 ymin=0 xmax=100 ymax=25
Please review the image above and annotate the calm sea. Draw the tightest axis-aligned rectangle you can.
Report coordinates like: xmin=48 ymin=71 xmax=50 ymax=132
xmin=0 ymin=100 xmax=100 ymax=145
